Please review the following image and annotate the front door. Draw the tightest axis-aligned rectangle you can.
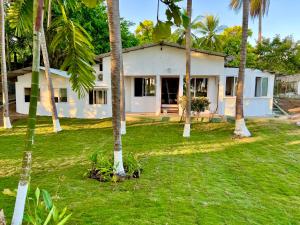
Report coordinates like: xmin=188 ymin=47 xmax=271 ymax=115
xmin=161 ymin=78 xmax=179 ymax=113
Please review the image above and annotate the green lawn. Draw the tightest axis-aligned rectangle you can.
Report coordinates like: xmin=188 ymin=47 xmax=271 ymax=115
xmin=0 ymin=116 xmax=299 ymax=225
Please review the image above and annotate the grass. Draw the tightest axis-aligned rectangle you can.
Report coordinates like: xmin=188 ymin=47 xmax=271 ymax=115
xmin=0 ymin=116 xmax=299 ymax=225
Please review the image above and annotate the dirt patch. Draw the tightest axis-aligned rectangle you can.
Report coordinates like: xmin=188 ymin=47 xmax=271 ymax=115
xmin=276 ymin=98 xmax=300 ymax=114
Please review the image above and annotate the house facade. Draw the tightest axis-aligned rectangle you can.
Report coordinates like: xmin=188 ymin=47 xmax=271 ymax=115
xmin=15 ymin=43 xmax=275 ymax=118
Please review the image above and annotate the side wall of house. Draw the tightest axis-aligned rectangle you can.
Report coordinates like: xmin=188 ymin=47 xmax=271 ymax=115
xmin=220 ymin=68 xmax=275 ymax=117
xmin=16 ymin=65 xmax=112 ymax=119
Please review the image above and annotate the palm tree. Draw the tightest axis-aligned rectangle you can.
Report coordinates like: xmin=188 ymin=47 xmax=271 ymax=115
xmin=183 ymin=0 xmax=192 ymax=138
xmin=230 ymin=0 xmax=251 ymax=137
xmin=0 ymin=0 xmax=12 ymax=129
xmin=197 ymin=15 xmax=226 ymax=51
xmin=250 ymin=0 xmax=270 ymax=43
xmin=106 ymin=0 xmax=125 ymax=176
xmin=11 ymin=0 xmax=44 ymax=223
xmin=171 ymin=8 xmax=201 ymax=46
xmin=41 ymin=27 xmax=62 ymax=132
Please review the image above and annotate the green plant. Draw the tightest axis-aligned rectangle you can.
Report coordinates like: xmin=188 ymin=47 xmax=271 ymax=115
xmin=87 ymin=152 xmax=142 ymax=182
xmin=25 ymin=188 xmax=72 ymax=225
xmin=191 ymin=97 xmax=210 ymax=113
xmin=2 ymin=187 xmax=71 ymax=225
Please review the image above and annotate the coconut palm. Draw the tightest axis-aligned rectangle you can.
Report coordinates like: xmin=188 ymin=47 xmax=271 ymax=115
xmin=197 ymin=15 xmax=226 ymax=51
xmin=170 ymin=8 xmax=201 ymax=46
xmin=0 ymin=0 xmax=12 ymax=129
xmin=250 ymin=0 xmax=270 ymax=43
xmin=183 ymin=0 xmax=192 ymax=138
xmin=230 ymin=0 xmax=251 ymax=137
xmin=106 ymin=0 xmax=125 ymax=176
xmin=11 ymin=0 xmax=44 ymax=223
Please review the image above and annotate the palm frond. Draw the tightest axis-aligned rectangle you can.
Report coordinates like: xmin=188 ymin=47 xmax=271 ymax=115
xmin=7 ymin=0 xmax=33 ymax=36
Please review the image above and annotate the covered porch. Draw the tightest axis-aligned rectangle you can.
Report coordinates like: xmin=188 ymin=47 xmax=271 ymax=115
xmin=124 ymin=75 xmax=221 ymax=116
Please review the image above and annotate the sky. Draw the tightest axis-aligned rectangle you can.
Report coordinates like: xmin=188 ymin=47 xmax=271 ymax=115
xmin=119 ymin=0 xmax=300 ymax=44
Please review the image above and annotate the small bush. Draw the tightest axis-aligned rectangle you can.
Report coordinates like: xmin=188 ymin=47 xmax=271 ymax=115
xmin=191 ymin=97 xmax=210 ymax=113
xmin=87 ymin=152 xmax=142 ymax=182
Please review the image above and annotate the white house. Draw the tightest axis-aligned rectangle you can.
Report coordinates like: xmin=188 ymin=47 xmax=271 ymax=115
xmin=15 ymin=42 xmax=275 ymax=118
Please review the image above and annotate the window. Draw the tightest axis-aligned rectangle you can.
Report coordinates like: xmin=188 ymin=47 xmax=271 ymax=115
xmin=225 ymin=77 xmax=237 ymax=96
xmin=99 ymin=58 xmax=103 ymax=72
xmin=54 ymin=88 xmax=68 ymax=103
xmin=24 ymin=88 xmax=40 ymax=102
xmin=190 ymin=78 xmax=208 ymax=97
xmin=255 ymin=77 xmax=268 ymax=97
xmin=134 ymin=78 xmax=155 ymax=97
xmin=89 ymin=89 xmax=107 ymax=104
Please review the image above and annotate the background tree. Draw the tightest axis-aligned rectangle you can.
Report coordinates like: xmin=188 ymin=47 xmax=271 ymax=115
xmin=183 ymin=0 xmax=192 ymax=138
xmin=255 ymin=35 xmax=300 ymax=74
xmin=71 ymin=3 xmax=138 ymax=55
xmin=221 ymin=26 xmax=257 ymax=68
xmin=135 ymin=20 xmax=154 ymax=44
xmin=170 ymin=9 xmax=201 ymax=46
xmin=197 ymin=15 xmax=225 ymax=51
xmin=0 ymin=0 xmax=12 ymax=129
xmin=230 ymin=0 xmax=251 ymax=137
xmin=106 ymin=0 xmax=125 ymax=176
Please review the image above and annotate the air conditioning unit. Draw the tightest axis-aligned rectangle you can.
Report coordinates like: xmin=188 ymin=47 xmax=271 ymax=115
xmin=97 ymin=73 xmax=103 ymax=81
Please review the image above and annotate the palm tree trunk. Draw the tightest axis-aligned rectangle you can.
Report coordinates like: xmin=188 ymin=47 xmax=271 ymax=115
xmin=234 ymin=0 xmax=251 ymax=137
xmin=120 ymin=55 xmax=126 ymax=135
xmin=11 ymin=0 xmax=44 ymax=224
xmin=0 ymin=0 xmax=12 ymax=129
xmin=47 ymin=0 xmax=52 ymax=28
xmin=183 ymin=0 xmax=192 ymax=138
xmin=0 ymin=209 xmax=6 ymax=225
xmin=41 ymin=26 xmax=62 ymax=132
xmin=106 ymin=0 xmax=125 ymax=176
xmin=258 ymin=6 xmax=262 ymax=43
xmin=5 ymin=34 xmax=11 ymax=72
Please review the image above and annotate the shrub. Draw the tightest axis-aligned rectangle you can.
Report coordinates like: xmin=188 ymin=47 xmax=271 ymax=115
xmin=87 ymin=152 xmax=142 ymax=182
xmin=191 ymin=97 xmax=210 ymax=113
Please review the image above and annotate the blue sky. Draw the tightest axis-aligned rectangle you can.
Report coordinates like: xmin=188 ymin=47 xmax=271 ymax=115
xmin=119 ymin=0 xmax=300 ymax=44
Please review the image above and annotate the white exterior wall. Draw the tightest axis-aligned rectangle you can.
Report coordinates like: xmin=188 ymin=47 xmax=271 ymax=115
xmin=220 ymin=68 xmax=275 ymax=117
xmin=16 ymin=65 xmax=112 ymax=119
xmin=15 ymin=45 xmax=276 ymax=119
xmin=102 ymin=46 xmax=224 ymax=114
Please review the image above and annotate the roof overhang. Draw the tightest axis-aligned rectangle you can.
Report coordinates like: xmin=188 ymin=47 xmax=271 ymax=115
xmin=95 ymin=41 xmax=226 ymax=61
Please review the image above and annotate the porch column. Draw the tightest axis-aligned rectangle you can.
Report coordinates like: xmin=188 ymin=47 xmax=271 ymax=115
xmin=178 ymin=74 xmax=184 ymax=115
xmin=218 ymin=75 xmax=226 ymax=115
xmin=155 ymin=75 xmax=161 ymax=115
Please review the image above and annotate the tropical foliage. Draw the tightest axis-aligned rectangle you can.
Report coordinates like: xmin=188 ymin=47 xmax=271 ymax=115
xmin=197 ymin=15 xmax=225 ymax=51
xmin=255 ymin=36 xmax=300 ymax=74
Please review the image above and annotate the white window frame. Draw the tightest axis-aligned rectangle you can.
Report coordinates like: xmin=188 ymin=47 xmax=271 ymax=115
xmin=134 ymin=77 xmax=156 ymax=97
xmin=225 ymin=76 xmax=238 ymax=97
xmin=54 ymin=88 xmax=68 ymax=103
xmin=89 ymin=89 xmax=108 ymax=105
xmin=255 ymin=77 xmax=268 ymax=97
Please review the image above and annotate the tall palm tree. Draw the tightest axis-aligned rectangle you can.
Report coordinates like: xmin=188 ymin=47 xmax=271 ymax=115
xmin=249 ymin=0 xmax=270 ymax=43
xmin=183 ymin=0 xmax=192 ymax=138
xmin=106 ymin=0 xmax=125 ymax=176
xmin=11 ymin=0 xmax=44 ymax=224
xmin=197 ymin=15 xmax=226 ymax=51
xmin=0 ymin=0 xmax=12 ymax=129
xmin=41 ymin=27 xmax=62 ymax=132
xmin=171 ymin=8 xmax=201 ymax=46
xmin=230 ymin=0 xmax=251 ymax=137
